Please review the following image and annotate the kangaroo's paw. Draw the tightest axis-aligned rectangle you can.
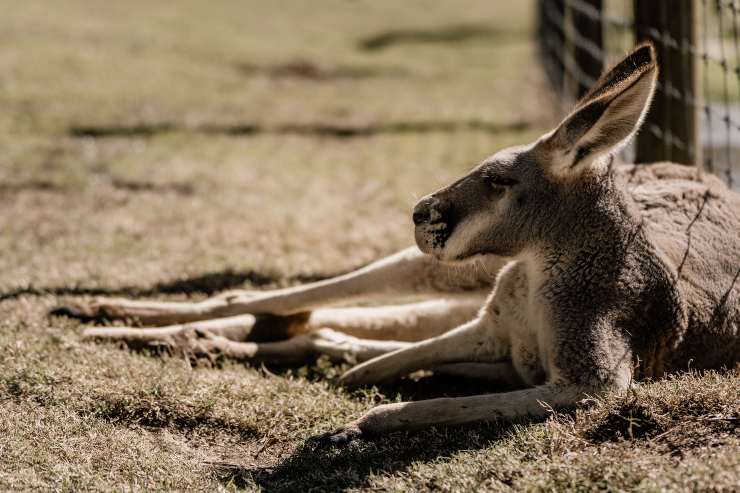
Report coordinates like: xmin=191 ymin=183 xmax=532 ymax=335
xmin=177 ymin=332 xmax=237 ymax=363
xmin=307 ymin=423 xmax=365 ymax=449
xmin=51 ymin=298 xmax=146 ymax=323
xmin=82 ymin=324 xmax=217 ymax=352
xmin=50 ymin=301 xmax=106 ymax=322
xmin=50 ymin=297 xmax=208 ymax=326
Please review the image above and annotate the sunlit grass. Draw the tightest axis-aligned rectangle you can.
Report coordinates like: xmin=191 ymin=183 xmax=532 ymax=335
xmin=0 ymin=1 xmax=737 ymax=491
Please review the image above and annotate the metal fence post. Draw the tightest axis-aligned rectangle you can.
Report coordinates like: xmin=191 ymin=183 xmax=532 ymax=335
xmin=633 ymin=0 xmax=698 ymax=165
xmin=538 ymin=0 xmax=567 ymax=93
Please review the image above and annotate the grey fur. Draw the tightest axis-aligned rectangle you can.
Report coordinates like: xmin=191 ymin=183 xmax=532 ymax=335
xmin=56 ymin=43 xmax=739 ymax=443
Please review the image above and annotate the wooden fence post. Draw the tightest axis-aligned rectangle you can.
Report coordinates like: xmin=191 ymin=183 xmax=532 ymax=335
xmin=633 ymin=0 xmax=698 ymax=165
xmin=567 ymin=0 xmax=604 ymax=99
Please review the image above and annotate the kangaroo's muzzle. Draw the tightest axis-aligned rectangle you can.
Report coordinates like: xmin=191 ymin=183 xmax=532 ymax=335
xmin=412 ymin=195 xmax=458 ymax=255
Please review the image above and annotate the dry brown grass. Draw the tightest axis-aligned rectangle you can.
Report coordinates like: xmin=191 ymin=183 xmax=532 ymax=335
xmin=0 ymin=1 xmax=737 ymax=491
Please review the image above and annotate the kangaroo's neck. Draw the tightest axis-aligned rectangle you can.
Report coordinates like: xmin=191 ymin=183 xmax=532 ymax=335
xmin=539 ymin=170 xmax=646 ymax=267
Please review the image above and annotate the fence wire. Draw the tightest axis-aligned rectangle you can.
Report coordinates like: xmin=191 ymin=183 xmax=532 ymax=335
xmin=537 ymin=0 xmax=739 ymax=190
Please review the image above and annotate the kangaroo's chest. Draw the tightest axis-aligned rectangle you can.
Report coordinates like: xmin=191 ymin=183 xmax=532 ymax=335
xmin=491 ymin=261 xmax=550 ymax=386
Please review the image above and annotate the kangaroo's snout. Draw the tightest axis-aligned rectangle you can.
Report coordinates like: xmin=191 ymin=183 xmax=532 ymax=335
xmin=413 ymin=195 xmax=460 ymax=258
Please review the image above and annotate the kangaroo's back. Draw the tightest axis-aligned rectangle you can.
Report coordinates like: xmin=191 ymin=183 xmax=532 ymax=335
xmin=619 ymin=162 xmax=740 ymax=371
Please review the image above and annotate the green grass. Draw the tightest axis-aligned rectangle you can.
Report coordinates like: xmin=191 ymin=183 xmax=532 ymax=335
xmin=0 ymin=1 xmax=738 ymax=491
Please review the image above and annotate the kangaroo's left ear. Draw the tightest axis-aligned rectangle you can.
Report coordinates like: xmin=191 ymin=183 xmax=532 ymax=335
xmin=540 ymin=42 xmax=658 ymax=173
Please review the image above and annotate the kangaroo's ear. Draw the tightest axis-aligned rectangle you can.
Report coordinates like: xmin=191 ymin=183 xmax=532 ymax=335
xmin=541 ymin=43 xmax=658 ymax=173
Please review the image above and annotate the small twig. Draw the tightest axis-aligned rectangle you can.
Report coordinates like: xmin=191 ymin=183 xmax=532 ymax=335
xmin=647 ymin=426 xmax=680 ymax=444
xmin=700 ymin=415 xmax=739 ymax=422
xmin=253 ymin=436 xmax=277 ymax=458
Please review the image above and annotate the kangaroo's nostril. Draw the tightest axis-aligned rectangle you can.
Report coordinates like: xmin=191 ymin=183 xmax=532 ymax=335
xmin=413 ymin=209 xmax=430 ymax=225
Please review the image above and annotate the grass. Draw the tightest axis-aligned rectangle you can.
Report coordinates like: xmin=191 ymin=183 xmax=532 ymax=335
xmin=0 ymin=1 xmax=738 ymax=491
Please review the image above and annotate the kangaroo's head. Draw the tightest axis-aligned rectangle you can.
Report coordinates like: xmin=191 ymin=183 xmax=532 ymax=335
xmin=413 ymin=43 xmax=658 ymax=261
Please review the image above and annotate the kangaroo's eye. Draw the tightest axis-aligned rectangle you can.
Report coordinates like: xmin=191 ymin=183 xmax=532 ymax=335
xmin=485 ymin=175 xmax=518 ymax=187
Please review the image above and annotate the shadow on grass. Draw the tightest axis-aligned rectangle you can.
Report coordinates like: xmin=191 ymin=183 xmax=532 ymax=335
xmin=357 ymin=23 xmax=523 ymax=51
xmin=68 ymin=119 xmax=531 ymax=139
xmin=0 ymin=268 xmax=344 ymax=302
xmin=237 ymin=59 xmax=411 ymax=81
xmin=1 ymin=365 xmax=260 ymax=440
xmin=0 ymin=178 xmax=195 ymax=196
xmin=107 ymin=177 xmax=195 ymax=195
xmin=87 ymin=391 xmax=260 ymax=441
xmin=287 ymin=364 xmax=522 ymax=402
xmin=208 ymin=371 xmax=526 ymax=491
xmin=219 ymin=415 xmax=528 ymax=491
xmin=0 ymin=180 xmax=64 ymax=193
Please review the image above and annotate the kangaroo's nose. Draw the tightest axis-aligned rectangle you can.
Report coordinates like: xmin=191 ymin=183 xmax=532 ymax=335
xmin=413 ymin=208 xmax=429 ymax=225
xmin=412 ymin=197 xmax=435 ymax=225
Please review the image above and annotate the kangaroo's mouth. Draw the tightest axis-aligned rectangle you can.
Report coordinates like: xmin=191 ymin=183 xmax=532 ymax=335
xmin=430 ymin=222 xmax=454 ymax=248
xmin=414 ymin=221 xmax=456 ymax=255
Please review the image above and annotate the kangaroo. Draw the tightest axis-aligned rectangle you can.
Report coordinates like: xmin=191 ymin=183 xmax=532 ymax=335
xmin=54 ymin=44 xmax=739 ymax=445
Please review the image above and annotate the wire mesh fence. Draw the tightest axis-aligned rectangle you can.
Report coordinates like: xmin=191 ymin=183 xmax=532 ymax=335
xmin=537 ymin=0 xmax=739 ymax=190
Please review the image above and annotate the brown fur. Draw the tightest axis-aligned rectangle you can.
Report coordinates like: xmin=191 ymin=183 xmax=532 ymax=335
xmin=53 ymin=43 xmax=739 ymax=445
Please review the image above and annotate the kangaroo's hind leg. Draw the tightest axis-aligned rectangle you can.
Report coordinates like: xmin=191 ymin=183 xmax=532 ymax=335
xmin=185 ymin=329 xmax=414 ymax=365
xmin=51 ymin=247 xmax=503 ymax=326
xmin=82 ymin=316 xmax=410 ymax=365
xmin=84 ymin=323 xmax=411 ymax=366
xmin=83 ymin=296 xmax=484 ymax=362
